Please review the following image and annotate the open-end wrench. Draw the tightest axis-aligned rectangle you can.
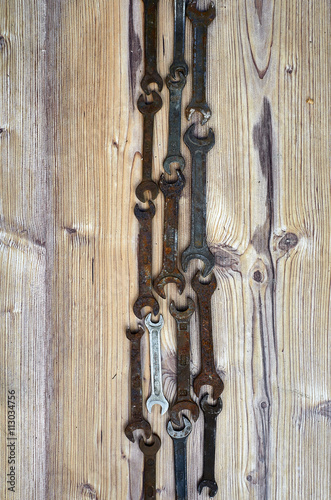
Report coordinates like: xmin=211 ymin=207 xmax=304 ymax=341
xmin=145 ymin=314 xmax=169 ymax=414
xmin=191 ymin=271 xmax=224 ymax=399
xmin=154 ymin=170 xmax=186 ymax=298
xmin=170 ymin=0 xmax=188 ymax=78
xmin=169 ymin=298 xmax=199 ymax=426
xmin=139 ymin=433 xmax=161 ymax=500
xmin=186 ymin=1 xmax=216 ymax=124
xmin=136 ymin=91 xmax=162 ymax=202
xmin=198 ymin=395 xmax=223 ymax=497
xmin=133 ymin=201 xmax=159 ymax=320
xmin=163 ymin=73 xmax=186 ymax=174
xmin=125 ymin=326 xmax=152 ymax=442
xmin=141 ymin=0 xmax=163 ymax=94
xmin=167 ymin=415 xmax=192 ymax=500
xmin=181 ymin=124 xmax=215 ymax=277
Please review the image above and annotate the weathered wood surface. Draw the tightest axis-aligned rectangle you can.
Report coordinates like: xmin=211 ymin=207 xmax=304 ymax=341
xmin=0 ymin=0 xmax=330 ymax=499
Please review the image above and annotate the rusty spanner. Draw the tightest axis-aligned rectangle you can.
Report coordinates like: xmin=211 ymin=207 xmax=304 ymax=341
xmin=133 ymin=201 xmax=159 ymax=320
xmin=186 ymin=1 xmax=216 ymax=125
xmin=181 ymin=124 xmax=215 ymax=277
xmin=125 ymin=326 xmax=152 ymax=442
xmin=139 ymin=433 xmax=161 ymax=500
xmin=167 ymin=415 xmax=192 ymax=500
xmin=154 ymin=170 xmax=186 ymax=298
xmin=145 ymin=314 xmax=169 ymax=414
xmin=198 ymin=394 xmax=223 ymax=497
xmin=169 ymin=298 xmax=199 ymax=426
xmin=136 ymin=91 xmax=162 ymax=202
xmin=191 ymin=271 xmax=224 ymax=399
xmin=170 ymin=0 xmax=188 ymax=78
xmin=141 ymin=0 xmax=163 ymax=94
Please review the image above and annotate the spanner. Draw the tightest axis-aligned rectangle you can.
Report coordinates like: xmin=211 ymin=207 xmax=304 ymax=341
xmin=145 ymin=314 xmax=169 ymax=414
xmin=169 ymin=298 xmax=199 ymax=426
xmin=141 ymin=0 xmax=163 ymax=94
xmin=154 ymin=170 xmax=186 ymax=298
xmin=125 ymin=326 xmax=152 ymax=442
xmin=170 ymin=0 xmax=188 ymax=78
xmin=181 ymin=124 xmax=215 ymax=277
xmin=167 ymin=415 xmax=192 ymax=500
xmin=133 ymin=201 xmax=160 ymax=320
xmin=139 ymin=433 xmax=161 ymax=500
xmin=163 ymin=72 xmax=187 ymax=174
xmin=186 ymin=1 xmax=216 ymax=124
xmin=136 ymin=91 xmax=163 ymax=202
xmin=198 ymin=394 xmax=223 ymax=497
xmin=191 ymin=271 xmax=224 ymax=399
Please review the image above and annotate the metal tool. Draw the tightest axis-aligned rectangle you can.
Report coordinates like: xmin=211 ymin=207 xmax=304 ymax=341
xmin=170 ymin=0 xmax=188 ymax=78
xmin=139 ymin=433 xmax=161 ymax=500
xmin=186 ymin=1 xmax=216 ymax=125
xmin=163 ymin=73 xmax=186 ymax=174
xmin=169 ymin=299 xmax=199 ymax=426
xmin=133 ymin=201 xmax=159 ymax=320
xmin=125 ymin=326 xmax=152 ymax=442
xmin=191 ymin=271 xmax=224 ymax=399
xmin=198 ymin=394 xmax=222 ymax=497
xmin=145 ymin=314 xmax=169 ymax=414
xmin=154 ymin=170 xmax=186 ymax=298
xmin=136 ymin=91 xmax=162 ymax=202
xmin=181 ymin=124 xmax=215 ymax=277
xmin=167 ymin=415 xmax=192 ymax=500
xmin=141 ymin=0 xmax=163 ymax=95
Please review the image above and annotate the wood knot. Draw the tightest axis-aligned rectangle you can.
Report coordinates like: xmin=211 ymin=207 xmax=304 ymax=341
xmin=253 ymin=270 xmax=263 ymax=283
xmin=80 ymin=483 xmax=97 ymax=499
xmin=278 ymin=232 xmax=298 ymax=251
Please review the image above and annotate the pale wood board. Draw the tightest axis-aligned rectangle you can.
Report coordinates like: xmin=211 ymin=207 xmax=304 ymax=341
xmin=0 ymin=0 xmax=330 ymax=499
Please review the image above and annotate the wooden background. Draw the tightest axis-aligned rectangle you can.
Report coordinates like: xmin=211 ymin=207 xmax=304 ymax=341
xmin=0 ymin=0 xmax=330 ymax=498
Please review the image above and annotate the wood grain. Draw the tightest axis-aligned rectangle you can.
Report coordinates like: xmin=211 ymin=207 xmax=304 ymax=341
xmin=0 ymin=0 xmax=330 ymax=498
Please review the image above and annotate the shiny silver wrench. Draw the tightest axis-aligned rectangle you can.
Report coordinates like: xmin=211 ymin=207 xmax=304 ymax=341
xmin=145 ymin=314 xmax=169 ymax=414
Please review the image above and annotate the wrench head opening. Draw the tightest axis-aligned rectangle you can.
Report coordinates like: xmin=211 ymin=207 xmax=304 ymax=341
xmin=144 ymin=313 xmax=164 ymax=330
xmin=193 ymin=372 xmax=224 ymax=400
xmin=170 ymin=401 xmax=200 ymax=427
xmin=200 ymin=394 xmax=223 ymax=416
xmin=159 ymin=169 xmax=185 ymax=197
xmin=163 ymin=154 xmax=185 ymax=174
xmin=153 ymin=271 xmax=186 ymax=299
xmin=135 ymin=180 xmax=159 ymax=203
xmin=186 ymin=1 xmax=216 ymax=26
xmin=125 ymin=418 xmax=152 ymax=443
xmin=181 ymin=247 xmax=215 ymax=278
xmin=169 ymin=298 xmax=195 ymax=321
xmin=139 ymin=433 xmax=161 ymax=455
xmin=167 ymin=414 xmax=192 ymax=439
xmin=126 ymin=326 xmax=145 ymax=342
xmin=146 ymin=394 xmax=169 ymax=415
xmin=191 ymin=269 xmax=217 ymax=296
xmin=183 ymin=124 xmax=215 ymax=154
xmin=141 ymin=73 xmax=163 ymax=96
xmin=133 ymin=295 xmax=159 ymax=320
xmin=197 ymin=479 xmax=218 ymax=497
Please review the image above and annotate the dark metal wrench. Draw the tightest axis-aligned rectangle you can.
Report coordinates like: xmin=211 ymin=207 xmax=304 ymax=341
xmin=136 ymin=91 xmax=163 ymax=202
xmin=186 ymin=1 xmax=216 ymax=124
xmin=154 ymin=169 xmax=186 ymax=298
xmin=125 ymin=326 xmax=152 ymax=442
xmin=170 ymin=0 xmax=188 ymax=78
xmin=133 ymin=201 xmax=159 ymax=319
xmin=139 ymin=433 xmax=161 ymax=500
xmin=169 ymin=298 xmax=199 ymax=426
xmin=181 ymin=124 xmax=215 ymax=277
xmin=198 ymin=395 xmax=223 ymax=497
xmin=167 ymin=415 xmax=192 ymax=500
xmin=163 ymin=73 xmax=186 ymax=174
xmin=141 ymin=0 xmax=163 ymax=94
xmin=191 ymin=271 xmax=224 ymax=399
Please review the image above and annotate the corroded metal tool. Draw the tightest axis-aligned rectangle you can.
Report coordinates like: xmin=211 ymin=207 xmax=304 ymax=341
xmin=167 ymin=415 xmax=192 ymax=500
xmin=145 ymin=314 xmax=169 ymax=414
xmin=141 ymin=0 xmax=163 ymax=94
xmin=133 ymin=201 xmax=159 ymax=320
xmin=154 ymin=170 xmax=186 ymax=298
xmin=198 ymin=395 xmax=223 ymax=497
xmin=125 ymin=326 xmax=152 ymax=442
xmin=191 ymin=271 xmax=224 ymax=399
xmin=139 ymin=433 xmax=161 ymax=500
xmin=169 ymin=298 xmax=199 ymax=426
xmin=186 ymin=1 xmax=216 ymax=124
xmin=181 ymin=125 xmax=215 ymax=277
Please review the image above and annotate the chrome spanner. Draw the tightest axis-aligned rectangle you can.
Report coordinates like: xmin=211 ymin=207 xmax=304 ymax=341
xmin=145 ymin=314 xmax=169 ymax=414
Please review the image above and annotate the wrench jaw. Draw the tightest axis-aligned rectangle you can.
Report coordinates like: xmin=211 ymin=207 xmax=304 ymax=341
xmin=170 ymin=400 xmax=200 ymax=427
xmin=167 ymin=414 xmax=192 ymax=439
xmin=159 ymin=170 xmax=185 ymax=197
xmin=183 ymin=124 xmax=215 ymax=153
xmin=136 ymin=180 xmax=159 ymax=204
xmin=169 ymin=298 xmax=195 ymax=320
xmin=200 ymin=394 xmax=223 ymax=416
xmin=125 ymin=419 xmax=152 ymax=444
xmin=144 ymin=313 xmax=164 ymax=330
xmin=163 ymin=155 xmax=185 ymax=174
xmin=139 ymin=433 xmax=161 ymax=455
xmin=186 ymin=0 xmax=216 ymax=26
xmin=141 ymin=72 xmax=163 ymax=96
xmin=181 ymin=247 xmax=215 ymax=278
xmin=191 ymin=269 xmax=217 ymax=295
xmin=197 ymin=479 xmax=218 ymax=498
xmin=146 ymin=394 xmax=169 ymax=415
xmin=133 ymin=296 xmax=160 ymax=321
xmin=153 ymin=271 xmax=186 ymax=299
xmin=193 ymin=372 xmax=224 ymax=400
xmin=186 ymin=102 xmax=211 ymax=126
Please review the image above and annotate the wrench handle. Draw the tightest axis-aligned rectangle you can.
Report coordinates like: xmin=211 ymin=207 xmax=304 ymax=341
xmin=191 ymin=151 xmax=207 ymax=249
xmin=176 ymin=322 xmax=191 ymax=400
xmin=192 ymin=23 xmax=207 ymax=106
xmin=170 ymin=0 xmax=188 ymax=76
xmin=143 ymin=452 xmax=158 ymax=500
xmin=203 ymin=413 xmax=217 ymax=480
xmin=173 ymin=438 xmax=189 ymax=500
xmin=149 ymin=329 xmax=163 ymax=397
